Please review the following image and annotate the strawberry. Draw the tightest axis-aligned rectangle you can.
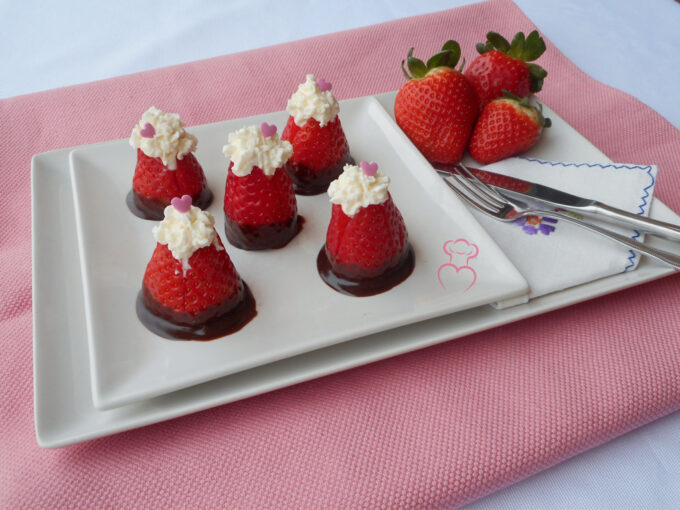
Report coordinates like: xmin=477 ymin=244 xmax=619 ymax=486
xmin=130 ymin=150 xmax=212 ymax=220
xmin=325 ymin=197 xmax=408 ymax=275
xmin=465 ymin=31 xmax=547 ymax=108
xmin=143 ymin=240 xmax=242 ymax=317
xmin=468 ymin=95 xmax=551 ymax=164
xmin=318 ymin=162 xmax=414 ymax=296
xmin=394 ymin=40 xmax=479 ymax=164
xmin=223 ymin=163 xmax=301 ymax=250
xmin=139 ymin=205 xmax=256 ymax=340
xmin=282 ymin=116 xmax=353 ymax=195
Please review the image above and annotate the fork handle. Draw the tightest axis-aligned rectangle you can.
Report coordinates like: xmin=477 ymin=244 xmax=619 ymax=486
xmin=541 ymin=210 xmax=680 ymax=269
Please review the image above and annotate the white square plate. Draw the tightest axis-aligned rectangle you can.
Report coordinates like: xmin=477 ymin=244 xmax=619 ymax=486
xmin=69 ymin=96 xmax=528 ymax=410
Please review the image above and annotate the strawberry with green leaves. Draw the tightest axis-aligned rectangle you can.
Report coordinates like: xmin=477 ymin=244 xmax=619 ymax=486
xmin=394 ymin=40 xmax=479 ymax=164
xmin=468 ymin=94 xmax=551 ymax=164
xmin=465 ymin=31 xmax=548 ymax=108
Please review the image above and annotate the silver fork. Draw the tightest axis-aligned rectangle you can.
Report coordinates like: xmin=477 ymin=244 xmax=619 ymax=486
xmin=437 ymin=164 xmax=680 ymax=270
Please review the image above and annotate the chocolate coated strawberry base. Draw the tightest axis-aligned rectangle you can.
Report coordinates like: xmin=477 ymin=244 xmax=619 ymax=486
xmin=285 ymin=154 xmax=354 ymax=195
xmin=225 ymin=214 xmax=304 ymax=250
xmin=136 ymin=284 xmax=256 ymax=341
xmin=317 ymin=244 xmax=415 ymax=297
xmin=126 ymin=187 xmax=213 ymax=221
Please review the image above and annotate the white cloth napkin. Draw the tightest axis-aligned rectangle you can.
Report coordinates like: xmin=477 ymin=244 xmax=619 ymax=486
xmin=466 ymin=157 xmax=658 ymax=307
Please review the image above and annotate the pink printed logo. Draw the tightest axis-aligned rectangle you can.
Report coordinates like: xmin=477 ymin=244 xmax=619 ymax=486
xmin=437 ymin=239 xmax=479 ymax=292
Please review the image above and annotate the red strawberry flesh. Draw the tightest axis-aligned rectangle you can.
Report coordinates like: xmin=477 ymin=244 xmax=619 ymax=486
xmin=139 ymin=238 xmax=256 ymax=340
xmin=128 ymin=150 xmax=212 ymax=220
xmin=223 ymin=163 xmax=302 ymax=250
xmin=318 ymin=195 xmax=415 ymax=296
xmin=281 ymin=116 xmax=353 ymax=195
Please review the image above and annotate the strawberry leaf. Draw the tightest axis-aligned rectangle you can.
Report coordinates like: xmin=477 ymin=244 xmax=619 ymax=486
xmin=427 ymin=50 xmax=450 ymax=69
xmin=401 ymin=60 xmax=411 ymax=80
xmin=440 ymin=40 xmax=461 ymax=68
xmin=476 ymin=42 xmax=491 ymax=55
xmin=507 ymin=32 xmax=526 ymax=59
xmin=407 ymin=54 xmax=428 ymax=79
xmin=486 ymin=31 xmax=510 ymax=52
xmin=527 ymin=63 xmax=548 ymax=92
xmin=523 ymin=31 xmax=546 ymax=61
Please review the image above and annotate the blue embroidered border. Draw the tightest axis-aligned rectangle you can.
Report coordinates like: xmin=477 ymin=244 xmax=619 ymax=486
xmin=518 ymin=157 xmax=656 ymax=271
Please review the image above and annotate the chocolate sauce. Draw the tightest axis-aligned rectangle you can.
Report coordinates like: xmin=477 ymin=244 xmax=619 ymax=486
xmin=136 ymin=283 xmax=256 ymax=341
xmin=126 ymin=187 xmax=213 ymax=220
xmin=285 ymin=154 xmax=354 ymax=195
xmin=317 ymin=244 xmax=415 ymax=297
xmin=225 ymin=214 xmax=304 ymax=250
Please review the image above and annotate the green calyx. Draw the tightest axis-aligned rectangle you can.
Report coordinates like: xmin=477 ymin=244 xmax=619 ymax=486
xmin=401 ymin=40 xmax=464 ymax=80
xmin=476 ymin=31 xmax=548 ymax=92
xmin=500 ymin=90 xmax=552 ymax=128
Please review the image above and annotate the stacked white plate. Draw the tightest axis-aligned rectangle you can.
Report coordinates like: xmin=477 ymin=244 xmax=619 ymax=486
xmin=32 ymin=92 xmax=680 ymax=447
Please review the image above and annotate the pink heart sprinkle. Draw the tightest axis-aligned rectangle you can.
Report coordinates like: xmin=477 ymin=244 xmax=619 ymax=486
xmin=260 ymin=122 xmax=277 ymax=138
xmin=360 ymin=161 xmax=378 ymax=177
xmin=317 ymin=78 xmax=332 ymax=92
xmin=171 ymin=195 xmax=192 ymax=214
xmin=140 ymin=122 xmax=155 ymax=138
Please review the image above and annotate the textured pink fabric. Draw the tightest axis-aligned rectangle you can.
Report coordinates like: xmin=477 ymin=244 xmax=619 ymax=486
xmin=2 ymin=0 xmax=680 ymax=508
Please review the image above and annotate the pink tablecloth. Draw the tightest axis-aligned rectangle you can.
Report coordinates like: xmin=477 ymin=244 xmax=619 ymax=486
xmin=2 ymin=0 xmax=680 ymax=507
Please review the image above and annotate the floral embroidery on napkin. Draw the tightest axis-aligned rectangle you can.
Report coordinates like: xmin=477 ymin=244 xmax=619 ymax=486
xmin=513 ymin=215 xmax=557 ymax=235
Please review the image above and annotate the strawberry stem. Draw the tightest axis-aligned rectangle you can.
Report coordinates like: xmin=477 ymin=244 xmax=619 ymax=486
xmin=401 ymin=40 xmax=463 ymax=80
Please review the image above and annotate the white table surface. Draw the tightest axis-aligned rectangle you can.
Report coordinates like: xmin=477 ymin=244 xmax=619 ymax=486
xmin=5 ymin=0 xmax=679 ymax=507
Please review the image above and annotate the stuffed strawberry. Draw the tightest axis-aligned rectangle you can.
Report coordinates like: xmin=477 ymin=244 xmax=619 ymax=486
xmin=468 ymin=94 xmax=551 ymax=164
xmin=139 ymin=196 xmax=256 ymax=340
xmin=465 ymin=31 xmax=547 ymax=108
xmin=318 ymin=161 xmax=414 ymax=296
xmin=128 ymin=107 xmax=212 ymax=220
xmin=394 ymin=41 xmax=479 ymax=165
xmin=281 ymin=75 xmax=354 ymax=195
xmin=223 ymin=123 xmax=301 ymax=250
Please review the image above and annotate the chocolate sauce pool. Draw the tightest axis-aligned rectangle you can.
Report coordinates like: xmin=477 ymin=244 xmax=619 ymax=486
xmin=285 ymin=154 xmax=354 ymax=195
xmin=136 ymin=284 xmax=256 ymax=341
xmin=126 ymin=187 xmax=213 ymax=221
xmin=225 ymin=214 xmax=304 ymax=250
xmin=317 ymin=244 xmax=415 ymax=297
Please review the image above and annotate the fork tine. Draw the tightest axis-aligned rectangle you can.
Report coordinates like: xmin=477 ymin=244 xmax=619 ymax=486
xmin=441 ymin=177 xmax=500 ymax=215
xmin=447 ymin=167 xmax=507 ymax=210
xmin=457 ymin=163 xmax=509 ymax=204
xmin=448 ymin=173 xmax=504 ymax=211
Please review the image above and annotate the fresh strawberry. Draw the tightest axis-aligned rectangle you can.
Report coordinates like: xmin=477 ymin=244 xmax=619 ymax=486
xmin=468 ymin=95 xmax=551 ymax=164
xmin=224 ymin=163 xmax=297 ymax=225
xmin=394 ymin=40 xmax=479 ymax=164
xmin=143 ymin=239 xmax=243 ymax=318
xmin=281 ymin=116 xmax=353 ymax=195
xmin=325 ymin=196 xmax=408 ymax=276
xmin=465 ymin=31 xmax=547 ymax=108
xmin=223 ymin=163 xmax=300 ymax=250
xmin=130 ymin=150 xmax=212 ymax=220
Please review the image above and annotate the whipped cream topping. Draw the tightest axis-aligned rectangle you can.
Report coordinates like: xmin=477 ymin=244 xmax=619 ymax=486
xmin=130 ymin=107 xmax=197 ymax=170
xmin=286 ymin=74 xmax=340 ymax=127
xmin=223 ymin=125 xmax=293 ymax=177
xmin=327 ymin=164 xmax=390 ymax=216
xmin=153 ymin=205 xmax=222 ymax=272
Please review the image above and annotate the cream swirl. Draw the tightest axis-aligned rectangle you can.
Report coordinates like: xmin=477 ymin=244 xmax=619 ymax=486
xmin=130 ymin=107 xmax=197 ymax=170
xmin=153 ymin=205 xmax=222 ymax=272
xmin=327 ymin=164 xmax=390 ymax=216
xmin=223 ymin=125 xmax=293 ymax=176
xmin=286 ymin=74 xmax=340 ymax=127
